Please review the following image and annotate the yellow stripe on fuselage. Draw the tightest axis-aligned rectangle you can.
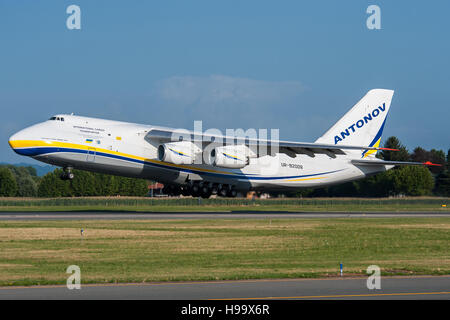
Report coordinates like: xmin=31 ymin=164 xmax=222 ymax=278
xmin=8 ymin=140 xmax=237 ymax=176
xmin=9 ymin=140 xmax=335 ymax=182
xmin=284 ymin=177 xmax=326 ymax=182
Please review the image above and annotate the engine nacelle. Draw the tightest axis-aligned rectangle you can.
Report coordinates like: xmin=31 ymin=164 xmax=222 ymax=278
xmin=158 ymin=141 xmax=202 ymax=165
xmin=210 ymin=145 xmax=255 ymax=169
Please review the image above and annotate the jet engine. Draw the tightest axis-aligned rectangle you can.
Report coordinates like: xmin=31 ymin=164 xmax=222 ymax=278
xmin=210 ymin=145 xmax=255 ymax=169
xmin=158 ymin=141 xmax=202 ymax=165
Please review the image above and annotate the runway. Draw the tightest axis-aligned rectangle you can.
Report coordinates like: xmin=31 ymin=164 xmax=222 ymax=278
xmin=0 ymin=276 xmax=449 ymax=300
xmin=1 ymin=211 xmax=449 ymax=220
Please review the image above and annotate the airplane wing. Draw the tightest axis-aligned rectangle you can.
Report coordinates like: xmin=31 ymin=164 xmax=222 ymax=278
xmin=145 ymin=128 xmax=395 ymax=158
xmin=351 ymin=159 xmax=442 ymax=166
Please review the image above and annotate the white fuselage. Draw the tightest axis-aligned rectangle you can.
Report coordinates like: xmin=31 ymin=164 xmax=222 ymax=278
xmin=9 ymin=114 xmax=389 ymax=192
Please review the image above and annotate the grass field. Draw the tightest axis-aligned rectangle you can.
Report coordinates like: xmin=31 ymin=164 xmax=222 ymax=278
xmin=0 ymin=217 xmax=449 ymax=286
xmin=0 ymin=197 xmax=448 ymax=212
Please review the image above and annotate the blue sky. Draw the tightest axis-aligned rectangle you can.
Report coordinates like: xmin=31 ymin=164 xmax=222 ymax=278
xmin=1 ymin=0 xmax=449 ymax=164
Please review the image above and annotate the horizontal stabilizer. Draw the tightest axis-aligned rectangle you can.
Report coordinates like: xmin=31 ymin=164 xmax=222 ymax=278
xmin=351 ymin=159 xmax=442 ymax=166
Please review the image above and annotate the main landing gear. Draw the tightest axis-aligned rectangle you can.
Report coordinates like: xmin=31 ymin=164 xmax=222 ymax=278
xmin=163 ymin=181 xmax=238 ymax=199
xmin=60 ymin=167 xmax=74 ymax=180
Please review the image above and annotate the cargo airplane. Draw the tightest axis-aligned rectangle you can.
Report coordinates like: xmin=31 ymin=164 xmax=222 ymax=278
xmin=8 ymin=89 xmax=439 ymax=198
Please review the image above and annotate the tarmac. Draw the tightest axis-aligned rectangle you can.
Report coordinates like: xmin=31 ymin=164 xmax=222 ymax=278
xmin=0 ymin=276 xmax=449 ymax=300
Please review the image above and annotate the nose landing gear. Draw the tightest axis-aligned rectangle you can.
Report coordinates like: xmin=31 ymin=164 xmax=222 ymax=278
xmin=60 ymin=167 xmax=74 ymax=180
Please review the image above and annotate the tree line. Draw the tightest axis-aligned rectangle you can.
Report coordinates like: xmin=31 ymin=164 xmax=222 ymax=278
xmin=0 ymin=167 xmax=148 ymax=197
xmin=0 ymin=136 xmax=449 ymax=198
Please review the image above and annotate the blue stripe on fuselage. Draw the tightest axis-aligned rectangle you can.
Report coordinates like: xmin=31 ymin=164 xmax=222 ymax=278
xmin=14 ymin=146 xmax=344 ymax=181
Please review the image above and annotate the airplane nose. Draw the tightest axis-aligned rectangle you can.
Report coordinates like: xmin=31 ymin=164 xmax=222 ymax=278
xmin=9 ymin=131 xmax=24 ymax=154
xmin=8 ymin=134 xmax=14 ymax=149
xmin=8 ymin=130 xmax=19 ymax=146
xmin=9 ymin=121 xmax=50 ymax=156
xmin=8 ymin=128 xmax=36 ymax=156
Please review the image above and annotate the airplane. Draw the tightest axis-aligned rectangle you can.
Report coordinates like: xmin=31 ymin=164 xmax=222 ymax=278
xmin=8 ymin=89 xmax=440 ymax=198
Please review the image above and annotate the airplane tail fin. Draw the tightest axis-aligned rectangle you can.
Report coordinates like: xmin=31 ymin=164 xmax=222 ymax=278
xmin=315 ymin=89 xmax=394 ymax=158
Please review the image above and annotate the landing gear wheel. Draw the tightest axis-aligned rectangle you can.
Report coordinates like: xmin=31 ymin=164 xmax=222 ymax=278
xmin=226 ymin=189 xmax=237 ymax=198
xmin=218 ymin=188 xmax=228 ymax=197
xmin=191 ymin=189 xmax=201 ymax=198
xmin=200 ymin=187 xmax=212 ymax=199
xmin=60 ymin=167 xmax=74 ymax=180
xmin=181 ymin=187 xmax=190 ymax=196
xmin=190 ymin=183 xmax=201 ymax=197
xmin=170 ymin=185 xmax=181 ymax=196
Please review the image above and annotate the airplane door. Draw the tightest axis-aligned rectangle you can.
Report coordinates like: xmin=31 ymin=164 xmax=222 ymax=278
xmin=87 ymin=147 xmax=96 ymax=162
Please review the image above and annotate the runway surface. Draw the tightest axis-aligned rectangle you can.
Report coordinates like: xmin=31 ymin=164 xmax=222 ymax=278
xmin=1 ymin=211 xmax=449 ymax=220
xmin=0 ymin=276 xmax=449 ymax=300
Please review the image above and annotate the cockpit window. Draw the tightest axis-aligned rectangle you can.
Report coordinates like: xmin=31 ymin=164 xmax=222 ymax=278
xmin=49 ymin=116 xmax=65 ymax=121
